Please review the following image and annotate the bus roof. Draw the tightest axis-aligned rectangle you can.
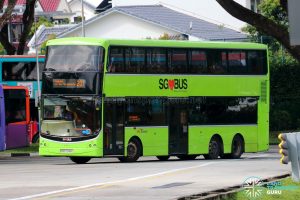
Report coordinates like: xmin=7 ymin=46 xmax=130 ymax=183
xmin=47 ymin=37 xmax=267 ymax=50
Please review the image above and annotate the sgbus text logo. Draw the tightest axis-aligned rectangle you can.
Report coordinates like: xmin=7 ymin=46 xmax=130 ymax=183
xmin=159 ymin=78 xmax=188 ymax=90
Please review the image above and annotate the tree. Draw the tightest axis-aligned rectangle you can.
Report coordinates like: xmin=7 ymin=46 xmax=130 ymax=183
xmin=216 ymin=0 xmax=300 ymax=63
xmin=29 ymin=16 xmax=53 ymax=37
xmin=0 ymin=0 xmax=37 ymax=55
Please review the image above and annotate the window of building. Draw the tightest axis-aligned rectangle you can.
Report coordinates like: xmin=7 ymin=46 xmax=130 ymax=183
xmin=251 ymin=0 xmax=261 ymax=13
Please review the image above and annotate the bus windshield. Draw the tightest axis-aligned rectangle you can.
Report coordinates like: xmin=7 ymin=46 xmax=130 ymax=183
xmin=43 ymin=45 xmax=103 ymax=95
xmin=41 ymin=96 xmax=101 ymax=138
xmin=45 ymin=45 xmax=103 ymax=72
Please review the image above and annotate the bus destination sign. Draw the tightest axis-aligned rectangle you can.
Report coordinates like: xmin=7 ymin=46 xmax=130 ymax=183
xmin=53 ymin=79 xmax=86 ymax=89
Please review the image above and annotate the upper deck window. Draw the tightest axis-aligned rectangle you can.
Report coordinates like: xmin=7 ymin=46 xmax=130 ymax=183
xmin=2 ymin=62 xmax=44 ymax=81
xmin=107 ymin=46 xmax=267 ymax=75
xmin=45 ymin=45 xmax=103 ymax=72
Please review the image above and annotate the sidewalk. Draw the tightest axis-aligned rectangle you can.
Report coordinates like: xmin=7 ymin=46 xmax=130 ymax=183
xmin=0 ymin=152 xmax=39 ymax=158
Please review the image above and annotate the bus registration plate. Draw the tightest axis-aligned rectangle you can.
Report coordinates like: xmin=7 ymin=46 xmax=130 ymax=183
xmin=60 ymin=149 xmax=74 ymax=153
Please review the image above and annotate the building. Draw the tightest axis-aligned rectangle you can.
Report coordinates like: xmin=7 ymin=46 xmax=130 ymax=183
xmin=58 ymin=5 xmax=246 ymax=41
xmin=111 ymin=0 xmax=262 ymax=31
xmin=68 ymin=0 xmax=97 ymax=22
xmin=27 ymin=24 xmax=75 ymax=54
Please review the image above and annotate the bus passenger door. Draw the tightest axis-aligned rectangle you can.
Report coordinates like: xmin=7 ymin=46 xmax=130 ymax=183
xmin=168 ymin=100 xmax=188 ymax=155
xmin=104 ymin=100 xmax=125 ymax=155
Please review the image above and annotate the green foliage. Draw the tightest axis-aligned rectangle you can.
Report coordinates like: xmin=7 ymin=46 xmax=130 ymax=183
xmin=223 ymin=178 xmax=300 ymax=200
xmin=259 ymin=0 xmax=288 ymax=26
xmin=62 ymin=18 xmax=70 ymax=24
xmin=158 ymin=33 xmax=186 ymax=40
xmin=0 ymin=43 xmax=5 ymax=55
xmin=242 ymin=0 xmax=292 ymax=64
xmin=40 ymin=34 xmax=56 ymax=55
xmin=270 ymin=63 xmax=300 ymax=131
xmin=30 ymin=16 xmax=53 ymax=37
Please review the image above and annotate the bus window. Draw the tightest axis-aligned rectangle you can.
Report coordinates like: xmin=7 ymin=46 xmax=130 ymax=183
xmin=146 ymin=48 xmax=167 ymax=73
xmin=109 ymin=47 xmax=124 ymax=73
xmin=248 ymin=51 xmax=267 ymax=74
xmin=189 ymin=97 xmax=258 ymax=125
xmin=45 ymin=46 xmax=100 ymax=72
xmin=227 ymin=51 xmax=247 ymax=74
xmin=4 ymin=89 xmax=26 ymax=124
xmin=125 ymin=48 xmax=145 ymax=73
xmin=169 ymin=49 xmax=188 ymax=73
xmin=207 ymin=50 xmax=227 ymax=74
xmin=190 ymin=50 xmax=208 ymax=74
xmin=126 ymin=98 xmax=166 ymax=126
xmin=2 ymin=62 xmax=44 ymax=81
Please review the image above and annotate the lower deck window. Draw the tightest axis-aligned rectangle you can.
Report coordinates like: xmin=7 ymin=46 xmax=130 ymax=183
xmin=189 ymin=97 xmax=258 ymax=125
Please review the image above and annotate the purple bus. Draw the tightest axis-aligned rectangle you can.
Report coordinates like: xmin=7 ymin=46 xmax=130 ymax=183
xmin=0 ymin=85 xmax=30 ymax=151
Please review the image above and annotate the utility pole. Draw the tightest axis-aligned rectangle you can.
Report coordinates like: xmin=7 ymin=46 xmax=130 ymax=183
xmin=81 ymin=0 xmax=85 ymax=37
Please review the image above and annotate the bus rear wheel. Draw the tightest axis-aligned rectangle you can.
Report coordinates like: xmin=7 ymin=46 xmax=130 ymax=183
xmin=118 ymin=139 xmax=141 ymax=162
xmin=156 ymin=156 xmax=170 ymax=161
xmin=70 ymin=157 xmax=91 ymax=164
xmin=221 ymin=135 xmax=244 ymax=159
xmin=204 ymin=137 xmax=221 ymax=160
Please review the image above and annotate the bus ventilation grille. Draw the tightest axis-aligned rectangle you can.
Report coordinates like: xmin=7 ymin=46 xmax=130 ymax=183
xmin=261 ymin=81 xmax=267 ymax=102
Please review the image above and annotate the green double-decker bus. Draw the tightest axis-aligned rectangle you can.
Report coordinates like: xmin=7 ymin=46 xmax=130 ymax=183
xmin=40 ymin=37 xmax=269 ymax=164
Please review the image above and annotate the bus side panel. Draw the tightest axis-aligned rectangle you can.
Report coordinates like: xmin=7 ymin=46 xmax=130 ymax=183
xmin=188 ymin=125 xmax=258 ymax=155
xmin=124 ymin=127 xmax=168 ymax=156
xmin=39 ymin=134 xmax=103 ymax=157
xmin=257 ymin=81 xmax=269 ymax=151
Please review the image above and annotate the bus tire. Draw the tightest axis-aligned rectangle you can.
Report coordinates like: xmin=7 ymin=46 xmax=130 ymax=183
xmin=230 ymin=135 xmax=244 ymax=159
xmin=177 ymin=155 xmax=198 ymax=160
xmin=119 ymin=139 xmax=141 ymax=162
xmin=32 ymin=133 xmax=39 ymax=143
xmin=204 ymin=137 xmax=221 ymax=160
xmin=221 ymin=135 xmax=244 ymax=159
xmin=156 ymin=156 xmax=170 ymax=161
xmin=70 ymin=157 xmax=91 ymax=164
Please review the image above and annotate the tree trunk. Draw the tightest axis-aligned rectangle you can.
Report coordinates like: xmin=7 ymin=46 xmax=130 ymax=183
xmin=0 ymin=0 xmax=17 ymax=54
xmin=216 ymin=0 xmax=300 ymax=62
xmin=17 ymin=0 xmax=36 ymax=55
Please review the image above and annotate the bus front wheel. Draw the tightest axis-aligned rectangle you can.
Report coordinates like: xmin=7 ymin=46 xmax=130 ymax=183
xmin=204 ymin=137 xmax=221 ymax=160
xmin=118 ymin=139 xmax=141 ymax=162
xmin=70 ymin=157 xmax=91 ymax=164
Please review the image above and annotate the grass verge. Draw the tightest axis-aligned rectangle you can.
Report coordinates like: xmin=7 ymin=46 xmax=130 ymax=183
xmin=0 ymin=143 xmax=39 ymax=154
xmin=223 ymin=177 xmax=300 ymax=200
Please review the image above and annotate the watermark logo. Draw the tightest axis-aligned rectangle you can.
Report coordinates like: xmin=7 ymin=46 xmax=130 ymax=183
xmin=242 ymin=176 xmax=299 ymax=199
xmin=243 ymin=176 xmax=264 ymax=198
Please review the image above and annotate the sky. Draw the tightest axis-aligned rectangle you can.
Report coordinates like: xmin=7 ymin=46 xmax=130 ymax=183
xmin=84 ymin=0 xmax=102 ymax=7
